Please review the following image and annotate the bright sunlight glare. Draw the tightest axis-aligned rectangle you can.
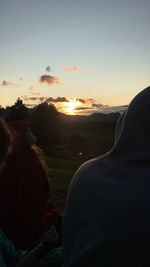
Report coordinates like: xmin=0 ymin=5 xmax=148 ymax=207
xmin=65 ymin=100 xmax=80 ymax=114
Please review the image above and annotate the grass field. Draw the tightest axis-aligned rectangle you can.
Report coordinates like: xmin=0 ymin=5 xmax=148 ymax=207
xmin=46 ymin=157 xmax=82 ymax=213
xmin=45 ymin=122 xmax=116 ymax=213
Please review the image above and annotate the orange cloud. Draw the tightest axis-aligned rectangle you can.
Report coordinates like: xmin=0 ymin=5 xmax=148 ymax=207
xmin=63 ymin=65 xmax=78 ymax=73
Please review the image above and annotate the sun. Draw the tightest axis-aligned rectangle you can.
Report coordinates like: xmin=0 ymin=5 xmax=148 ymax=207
xmin=65 ymin=101 xmax=79 ymax=114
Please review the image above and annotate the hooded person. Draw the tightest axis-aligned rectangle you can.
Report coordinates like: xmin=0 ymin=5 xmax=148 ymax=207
xmin=63 ymin=86 xmax=150 ymax=266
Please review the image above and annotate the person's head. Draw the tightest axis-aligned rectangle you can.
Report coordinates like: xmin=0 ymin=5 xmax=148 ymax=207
xmin=0 ymin=116 xmax=12 ymax=165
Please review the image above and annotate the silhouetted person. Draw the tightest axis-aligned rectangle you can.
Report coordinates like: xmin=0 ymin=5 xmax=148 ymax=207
xmin=0 ymin=117 xmax=60 ymax=250
xmin=63 ymin=86 xmax=150 ymax=266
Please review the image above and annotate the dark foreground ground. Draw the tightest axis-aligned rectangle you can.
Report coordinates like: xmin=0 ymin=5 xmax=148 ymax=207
xmin=46 ymin=120 xmax=117 ymax=213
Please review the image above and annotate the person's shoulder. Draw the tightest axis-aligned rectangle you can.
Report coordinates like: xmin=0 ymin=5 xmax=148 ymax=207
xmin=69 ymin=155 xmax=108 ymax=193
xmin=74 ymin=154 xmax=109 ymax=178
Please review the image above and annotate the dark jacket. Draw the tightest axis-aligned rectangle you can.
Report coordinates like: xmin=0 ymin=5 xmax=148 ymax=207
xmin=63 ymin=86 xmax=150 ymax=266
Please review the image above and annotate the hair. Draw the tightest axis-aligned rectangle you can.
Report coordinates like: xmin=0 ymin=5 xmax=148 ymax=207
xmin=0 ymin=116 xmax=13 ymax=165
xmin=31 ymin=144 xmax=51 ymax=194
xmin=0 ymin=116 xmax=51 ymax=194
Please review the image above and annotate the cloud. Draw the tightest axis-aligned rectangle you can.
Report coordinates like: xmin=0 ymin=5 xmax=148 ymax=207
xmin=28 ymin=86 xmax=41 ymax=96
xmin=75 ymin=106 xmax=94 ymax=111
xmin=53 ymin=97 xmax=69 ymax=103
xmin=73 ymin=99 xmax=109 ymax=112
xmin=1 ymin=80 xmax=15 ymax=87
xmin=45 ymin=66 xmax=51 ymax=72
xmin=39 ymin=75 xmax=60 ymax=86
xmin=75 ymin=98 xmax=86 ymax=104
xmin=76 ymin=98 xmax=96 ymax=105
xmin=47 ymin=96 xmax=69 ymax=103
xmin=92 ymin=103 xmax=105 ymax=108
xmin=63 ymin=65 xmax=78 ymax=73
xmin=87 ymin=98 xmax=95 ymax=104
xmin=74 ymin=104 xmax=128 ymax=115
xmin=23 ymin=96 xmax=69 ymax=104
xmin=104 ymin=105 xmax=128 ymax=113
xmin=23 ymin=96 xmax=46 ymax=102
xmin=32 ymin=96 xmax=46 ymax=102
xmin=74 ymin=98 xmax=96 ymax=105
xmin=17 ymin=77 xmax=23 ymax=81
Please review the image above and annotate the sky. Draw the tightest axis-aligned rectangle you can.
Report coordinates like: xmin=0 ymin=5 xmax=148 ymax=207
xmin=0 ymin=0 xmax=150 ymax=115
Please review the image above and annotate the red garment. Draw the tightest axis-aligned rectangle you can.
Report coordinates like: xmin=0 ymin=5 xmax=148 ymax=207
xmin=0 ymin=120 xmax=60 ymax=249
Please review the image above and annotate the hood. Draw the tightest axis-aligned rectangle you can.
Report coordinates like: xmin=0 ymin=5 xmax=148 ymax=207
xmin=109 ymin=86 xmax=150 ymax=162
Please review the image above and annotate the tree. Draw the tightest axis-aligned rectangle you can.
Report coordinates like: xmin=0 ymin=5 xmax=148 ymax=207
xmin=32 ymin=102 xmax=59 ymax=154
xmin=9 ymin=98 xmax=28 ymax=122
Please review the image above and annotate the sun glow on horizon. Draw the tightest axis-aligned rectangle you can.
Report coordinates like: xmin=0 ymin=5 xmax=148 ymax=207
xmin=64 ymin=100 xmax=80 ymax=114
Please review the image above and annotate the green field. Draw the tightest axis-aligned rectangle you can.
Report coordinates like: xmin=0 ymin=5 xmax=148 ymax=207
xmin=46 ymin=157 xmax=82 ymax=213
xmin=46 ymin=121 xmax=116 ymax=213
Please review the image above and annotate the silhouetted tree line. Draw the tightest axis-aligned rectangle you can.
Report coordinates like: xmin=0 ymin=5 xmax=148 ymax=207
xmin=32 ymin=102 xmax=59 ymax=154
xmin=0 ymin=98 xmax=118 ymax=157
xmin=0 ymin=98 xmax=59 ymax=155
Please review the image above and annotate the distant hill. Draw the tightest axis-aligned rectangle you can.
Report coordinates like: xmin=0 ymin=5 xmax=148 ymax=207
xmin=58 ymin=112 xmax=121 ymax=123
xmin=3 ymin=105 xmax=121 ymax=124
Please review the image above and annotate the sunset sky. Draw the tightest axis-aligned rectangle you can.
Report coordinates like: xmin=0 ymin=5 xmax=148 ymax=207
xmin=0 ymin=0 xmax=150 ymax=115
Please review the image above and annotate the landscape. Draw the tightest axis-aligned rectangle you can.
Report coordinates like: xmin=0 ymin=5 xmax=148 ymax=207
xmin=1 ymin=98 xmax=123 ymax=212
xmin=0 ymin=1 xmax=150 ymax=265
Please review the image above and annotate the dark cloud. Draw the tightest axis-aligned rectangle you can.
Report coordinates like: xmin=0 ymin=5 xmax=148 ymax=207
xmin=76 ymin=98 xmax=86 ymax=104
xmin=23 ymin=96 xmax=69 ymax=103
xmin=23 ymin=96 xmax=46 ymax=102
xmin=92 ymin=103 xmax=105 ymax=108
xmin=46 ymin=66 xmax=51 ymax=72
xmin=75 ymin=106 xmax=94 ymax=111
xmin=31 ymin=96 xmax=46 ymax=102
xmin=2 ymin=80 xmax=14 ymax=86
xmin=39 ymin=75 xmax=60 ymax=86
xmin=45 ymin=97 xmax=54 ymax=102
xmin=45 ymin=97 xmax=69 ymax=103
xmin=53 ymin=97 xmax=69 ymax=103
